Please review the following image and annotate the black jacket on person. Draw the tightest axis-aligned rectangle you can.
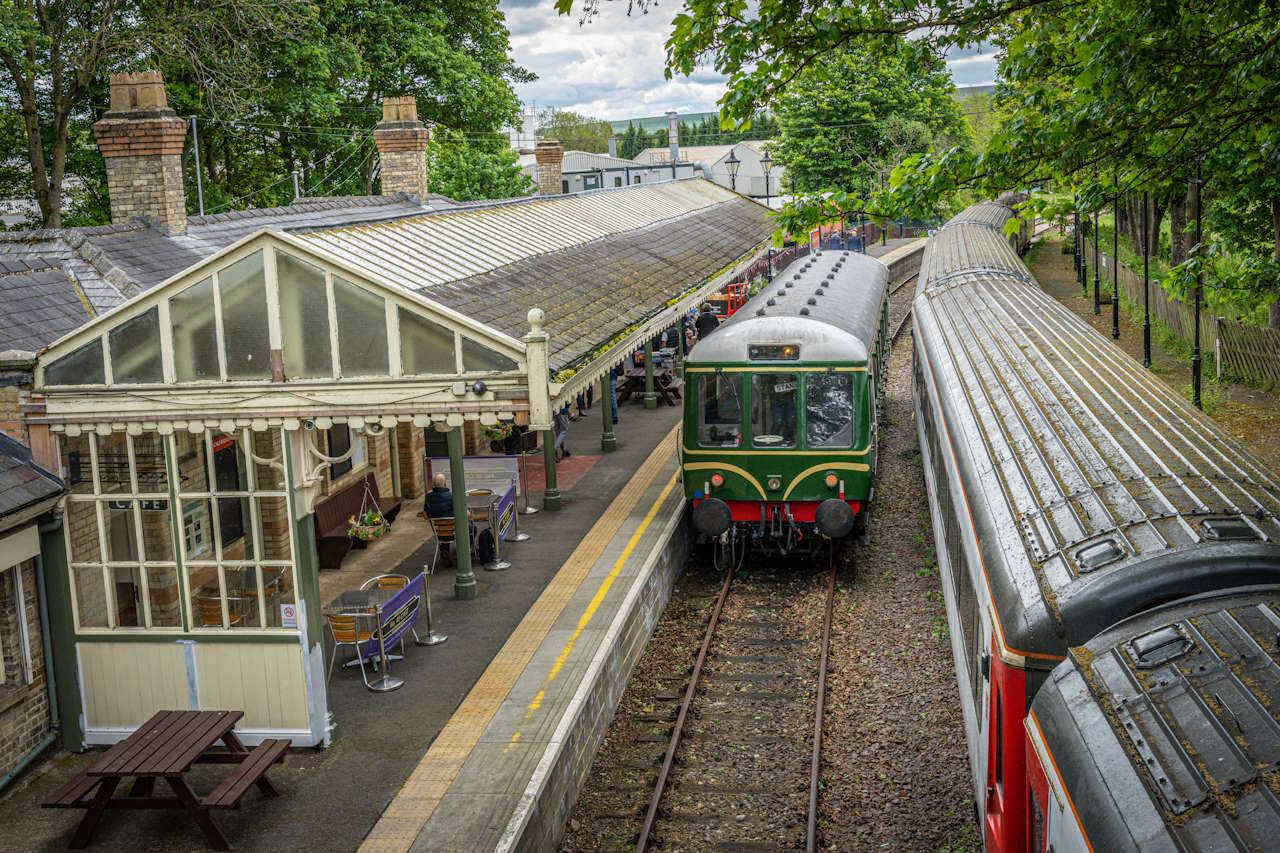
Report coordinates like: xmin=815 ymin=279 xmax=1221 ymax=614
xmin=425 ymin=486 xmax=453 ymax=519
xmin=695 ymin=310 xmax=720 ymax=339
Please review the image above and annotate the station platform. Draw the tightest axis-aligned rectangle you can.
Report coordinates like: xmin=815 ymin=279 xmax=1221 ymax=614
xmin=361 ymin=411 xmax=686 ymax=852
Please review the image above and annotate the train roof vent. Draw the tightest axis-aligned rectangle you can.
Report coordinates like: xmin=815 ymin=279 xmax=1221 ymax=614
xmin=815 ymin=288 xmax=825 ymax=295
xmin=1127 ymin=625 xmax=1193 ymax=669
xmin=766 ymin=298 xmax=776 ymax=306
xmin=826 ymin=273 xmax=836 ymax=280
xmin=799 ymin=307 xmax=810 ymax=315
xmin=806 ymin=297 xmax=817 ymax=305
xmin=1199 ymin=517 xmax=1258 ymax=541
xmin=785 ymin=281 xmax=794 ymax=288
xmin=793 ymin=273 xmax=802 ymax=280
xmin=1075 ymin=537 xmax=1124 ymax=572
xmin=756 ymin=308 xmax=766 ymax=316
xmin=776 ymin=289 xmax=786 ymax=297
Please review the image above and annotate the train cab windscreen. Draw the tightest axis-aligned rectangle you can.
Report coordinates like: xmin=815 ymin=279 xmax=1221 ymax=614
xmin=698 ymin=374 xmax=742 ymax=447
xmin=751 ymin=373 xmax=798 ymax=447
xmin=805 ymin=374 xmax=854 ymax=448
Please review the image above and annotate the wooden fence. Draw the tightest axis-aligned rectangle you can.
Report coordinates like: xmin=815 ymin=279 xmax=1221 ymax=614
xmin=1083 ymin=238 xmax=1280 ymax=387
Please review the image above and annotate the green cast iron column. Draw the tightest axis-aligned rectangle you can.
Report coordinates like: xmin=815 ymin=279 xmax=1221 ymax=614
xmin=643 ymin=339 xmax=657 ymax=410
xmin=447 ymin=427 xmax=475 ymax=599
xmin=601 ymin=374 xmax=616 ymax=452
xmin=542 ymin=427 xmax=561 ymax=510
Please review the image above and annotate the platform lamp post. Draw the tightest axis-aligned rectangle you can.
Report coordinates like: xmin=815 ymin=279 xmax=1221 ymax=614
xmin=1080 ymin=203 xmax=1089 ymax=297
xmin=725 ymin=149 xmax=740 ymax=193
xmin=1093 ymin=208 xmax=1101 ymax=315
xmin=1142 ymin=190 xmax=1152 ymax=367
xmin=446 ymin=426 xmax=476 ymax=599
xmin=1192 ymin=157 xmax=1204 ymax=409
xmin=643 ymin=338 xmax=657 ymax=409
xmin=1112 ymin=173 xmax=1120 ymax=339
xmin=760 ymin=149 xmax=773 ymax=208
xmin=1072 ymin=193 xmax=1079 ymax=278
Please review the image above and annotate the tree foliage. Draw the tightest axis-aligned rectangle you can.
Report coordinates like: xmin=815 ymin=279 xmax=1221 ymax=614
xmin=537 ymin=109 xmax=614 ymax=153
xmin=1 ymin=0 xmax=533 ymax=227
xmin=427 ymin=128 xmax=534 ymax=201
xmin=773 ymin=38 xmax=971 ymax=198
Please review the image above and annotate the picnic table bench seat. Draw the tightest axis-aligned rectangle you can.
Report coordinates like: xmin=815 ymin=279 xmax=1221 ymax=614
xmin=203 ymin=739 xmax=288 ymax=809
xmin=313 ymin=472 xmax=403 ymax=571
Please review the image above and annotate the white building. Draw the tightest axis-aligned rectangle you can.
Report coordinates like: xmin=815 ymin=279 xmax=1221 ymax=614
xmin=637 ymin=140 xmax=784 ymax=202
xmin=520 ymin=150 xmax=695 ymax=194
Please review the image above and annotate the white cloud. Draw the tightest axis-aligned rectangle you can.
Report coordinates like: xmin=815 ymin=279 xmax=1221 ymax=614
xmin=500 ymin=1 xmax=999 ymax=118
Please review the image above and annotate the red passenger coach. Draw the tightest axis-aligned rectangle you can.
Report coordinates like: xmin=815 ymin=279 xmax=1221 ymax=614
xmin=913 ymin=201 xmax=1280 ymax=851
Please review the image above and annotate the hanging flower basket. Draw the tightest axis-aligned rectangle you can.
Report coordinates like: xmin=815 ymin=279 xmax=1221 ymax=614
xmin=347 ymin=509 xmax=389 ymax=541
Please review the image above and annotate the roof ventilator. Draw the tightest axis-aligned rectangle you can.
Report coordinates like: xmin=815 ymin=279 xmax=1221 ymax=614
xmin=1127 ymin=625 xmax=1193 ymax=669
xmin=1075 ymin=537 xmax=1124 ymax=572
xmin=1199 ymin=517 xmax=1258 ymax=541
xmin=766 ymin=298 xmax=776 ymax=306
xmin=756 ymin=308 xmax=766 ymax=316
xmin=806 ymin=297 xmax=817 ymax=305
xmin=815 ymin=288 xmax=824 ymax=295
xmin=799 ymin=307 xmax=810 ymax=315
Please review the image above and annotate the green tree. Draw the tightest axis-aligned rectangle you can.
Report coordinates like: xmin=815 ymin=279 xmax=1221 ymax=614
xmin=537 ymin=109 xmax=613 ymax=153
xmin=774 ymin=38 xmax=970 ymax=200
xmin=427 ymin=128 xmax=533 ymax=201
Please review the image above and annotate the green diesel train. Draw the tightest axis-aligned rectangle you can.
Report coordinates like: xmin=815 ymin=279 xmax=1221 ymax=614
xmin=683 ymin=248 xmax=890 ymax=565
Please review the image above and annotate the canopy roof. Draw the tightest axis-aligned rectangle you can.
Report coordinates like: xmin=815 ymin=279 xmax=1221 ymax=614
xmin=30 ymin=179 xmax=773 ymax=430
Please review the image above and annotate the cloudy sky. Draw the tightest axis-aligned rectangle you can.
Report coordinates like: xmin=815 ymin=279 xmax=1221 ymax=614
xmin=500 ymin=0 xmax=999 ymax=120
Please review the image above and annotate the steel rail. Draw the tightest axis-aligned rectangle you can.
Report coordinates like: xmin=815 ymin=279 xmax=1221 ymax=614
xmin=635 ymin=566 xmax=734 ymax=853
xmin=806 ymin=563 xmax=837 ymax=853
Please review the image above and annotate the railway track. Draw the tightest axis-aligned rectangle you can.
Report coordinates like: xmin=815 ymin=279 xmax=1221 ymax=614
xmin=632 ymin=563 xmax=838 ymax=853
xmin=889 ymin=273 xmax=918 ymax=344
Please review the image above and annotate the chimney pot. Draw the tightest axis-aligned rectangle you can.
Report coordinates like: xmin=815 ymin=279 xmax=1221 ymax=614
xmin=94 ymin=70 xmax=187 ymax=232
xmin=534 ymin=140 xmax=564 ymax=195
xmin=374 ymin=96 xmax=429 ymax=198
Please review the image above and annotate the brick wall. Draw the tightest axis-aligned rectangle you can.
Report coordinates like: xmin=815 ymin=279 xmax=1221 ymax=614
xmin=534 ymin=141 xmax=563 ymax=196
xmin=374 ymin=96 xmax=428 ymax=199
xmin=0 ymin=387 xmax=22 ymax=443
xmin=0 ymin=558 xmax=52 ymax=781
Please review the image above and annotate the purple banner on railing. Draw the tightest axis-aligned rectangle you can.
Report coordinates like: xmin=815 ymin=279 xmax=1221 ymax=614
xmin=494 ymin=483 xmax=516 ymax=545
xmin=360 ymin=573 xmax=424 ymax=661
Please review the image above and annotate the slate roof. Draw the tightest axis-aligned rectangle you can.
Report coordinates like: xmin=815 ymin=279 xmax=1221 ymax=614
xmin=0 ymin=432 xmax=63 ymax=523
xmin=428 ymin=196 xmax=773 ymax=369
xmin=0 ymin=260 xmax=95 ymax=352
xmin=0 ymin=193 xmax=448 ymax=324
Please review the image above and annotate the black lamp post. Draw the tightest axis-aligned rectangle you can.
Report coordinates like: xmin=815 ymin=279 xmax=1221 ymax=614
xmin=1073 ymin=193 xmax=1080 ymax=279
xmin=1112 ymin=173 xmax=1120 ymax=339
xmin=1142 ymin=190 xmax=1151 ymax=367
xmin=725 ymin=149 xmax=740 ymax=193
xmin=1081 ymin=204 xmax=1089 ymax=297
xmin=1193 ymin=157 xmax=1203 ymax=409
xmin=760 ymin=150 xmax=773 ymax=208
xmin=1093 ymin=208 xmax=1101 ymax=315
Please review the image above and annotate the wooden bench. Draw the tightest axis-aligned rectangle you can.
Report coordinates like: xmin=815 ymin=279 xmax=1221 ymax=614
xmin=313 ymin=472 xmax=404 ymax=571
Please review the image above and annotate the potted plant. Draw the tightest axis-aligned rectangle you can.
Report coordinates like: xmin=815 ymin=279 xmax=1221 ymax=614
xmin=347 ymin=508 xmax=389 ymax=542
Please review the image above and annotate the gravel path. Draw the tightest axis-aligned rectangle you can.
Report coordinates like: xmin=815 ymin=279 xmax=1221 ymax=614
xmin=817 ymin=314 xmax=977 ymax=850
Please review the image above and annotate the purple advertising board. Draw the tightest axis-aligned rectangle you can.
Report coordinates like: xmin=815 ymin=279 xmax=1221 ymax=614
xmin=493 ymin=482 xmax=516 ymax=545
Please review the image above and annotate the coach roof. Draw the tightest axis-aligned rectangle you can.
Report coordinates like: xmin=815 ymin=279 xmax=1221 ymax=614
xmin=687 ymin=250 xmax=889 ymax=365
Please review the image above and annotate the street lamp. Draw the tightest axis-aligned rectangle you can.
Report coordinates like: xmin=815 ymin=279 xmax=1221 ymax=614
xmin=725 ymin=149 xmax=741 ymax=193
xmin=760 ymin=150 xmax=773 ymax=207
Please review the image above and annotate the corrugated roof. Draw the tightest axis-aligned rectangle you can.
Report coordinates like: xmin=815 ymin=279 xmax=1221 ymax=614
xmin=637 ymin=145 xmax=734 ymax=166
xmin=0 ymin=432 xmax=63 ymax=520
xmin=300 ymin=179 xmax=744 ymax=289
xmin=0 ymin=260 xmax=96 ymax=352
xmin=561 ymin=150 xmax=648 ymax=172
xmin=426 ymin=193 xmax=773 ymax=369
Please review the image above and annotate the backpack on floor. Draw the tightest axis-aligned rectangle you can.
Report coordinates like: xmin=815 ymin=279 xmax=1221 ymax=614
xmin=476 ymin=528 xmax=496 ymax=564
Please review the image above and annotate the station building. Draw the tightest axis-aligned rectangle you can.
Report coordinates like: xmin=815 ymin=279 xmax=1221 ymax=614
xmin=0 ymin=73 xmax=774 ymax=756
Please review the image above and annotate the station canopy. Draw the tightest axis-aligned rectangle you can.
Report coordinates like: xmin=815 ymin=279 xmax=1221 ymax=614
xmin=32 ymin=179 xmax=774 ymax=432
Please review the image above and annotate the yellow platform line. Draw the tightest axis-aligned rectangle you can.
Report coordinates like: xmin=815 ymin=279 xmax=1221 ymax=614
xmin=359 ymin=425 xmax=679 ymax=852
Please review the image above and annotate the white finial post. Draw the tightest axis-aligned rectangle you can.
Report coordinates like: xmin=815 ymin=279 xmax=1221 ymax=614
xmin=523 ymin=308 xmax=552 ymax=431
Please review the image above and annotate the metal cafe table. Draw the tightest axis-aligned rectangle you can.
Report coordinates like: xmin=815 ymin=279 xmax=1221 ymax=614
xmin=326 ymin=586 xmax=409 ymax=693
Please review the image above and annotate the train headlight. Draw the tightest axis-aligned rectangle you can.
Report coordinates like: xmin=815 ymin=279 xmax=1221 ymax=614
xmin=710 ymin=472 xmax=724 ymax=488
xmin=824 ymin=473 xmax=838 ymax=489
xmin=767 ymin=476 xmax=782 ymax=491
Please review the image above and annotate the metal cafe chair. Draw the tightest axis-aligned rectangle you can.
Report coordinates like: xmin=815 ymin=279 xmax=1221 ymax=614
xmin=326 ymin=613 xmax=374 ymax=687
xmin=196 ymin=594 xmax=244 ymax=628
xmin=428 ymin=516 xmax=462 ymax=573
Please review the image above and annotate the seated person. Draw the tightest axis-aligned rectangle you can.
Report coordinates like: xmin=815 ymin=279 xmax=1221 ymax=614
xmin=425 ymin=473 xmax=454 ymax=518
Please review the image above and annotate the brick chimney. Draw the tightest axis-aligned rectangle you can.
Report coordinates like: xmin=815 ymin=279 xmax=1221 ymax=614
xmin=93 ymin=71 xmax=188 ymax=232
xmin=534 ymin=140 xmax=563 ymax=195
xmin=374 ymin=96 xmax=429 ymax=198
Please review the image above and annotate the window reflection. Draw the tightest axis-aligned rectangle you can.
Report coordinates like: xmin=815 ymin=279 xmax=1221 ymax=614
xmin=805 ymin=374 xmax=854 ymax=448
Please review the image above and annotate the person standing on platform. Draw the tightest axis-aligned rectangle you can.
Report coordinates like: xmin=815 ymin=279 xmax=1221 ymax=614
xmin=695 ymin=301 xmax=720 ymax=341
xmin=609 ymin=366 xmax=619 ymax=425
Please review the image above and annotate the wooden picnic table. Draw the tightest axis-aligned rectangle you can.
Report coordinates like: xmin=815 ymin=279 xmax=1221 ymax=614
xmin=616 ymin=366 xmax=682 ymax=406
xmin=43 ymin=709 xmax=287 ymax=850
